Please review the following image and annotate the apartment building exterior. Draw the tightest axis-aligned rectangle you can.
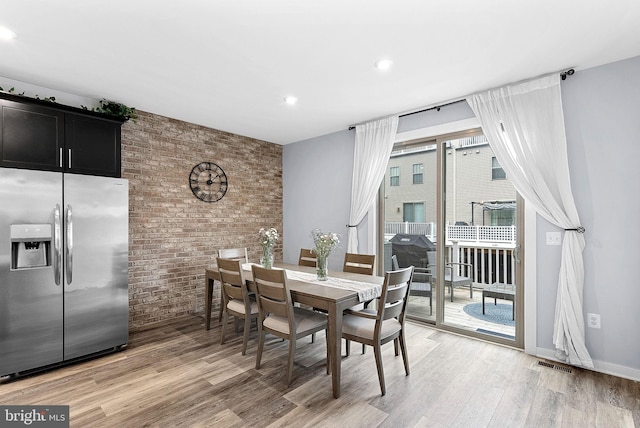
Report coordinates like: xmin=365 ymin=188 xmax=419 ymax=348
xmin=384 ymin=134 xmax=517 ymax=228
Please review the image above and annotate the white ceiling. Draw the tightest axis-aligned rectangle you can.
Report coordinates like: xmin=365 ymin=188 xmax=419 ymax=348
xmin=2 ymin=0 xmax=640 ymax=144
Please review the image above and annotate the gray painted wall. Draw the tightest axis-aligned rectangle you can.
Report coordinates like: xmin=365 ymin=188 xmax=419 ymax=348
xmin=282 ymin=101 xmax=477 ymax=268
xmin=282 ymin=130 xmax=355 ymax=269
xmin=283 ymin=55 xmax=640 ymax=378
xmin=560 ymin=55 xmax=640 ymax=371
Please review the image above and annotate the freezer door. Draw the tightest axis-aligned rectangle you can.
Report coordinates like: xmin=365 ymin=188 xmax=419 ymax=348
xmin=63 ymin=174 xmax=128 ymax=360
xmin=0 ymin=168 xmax=64 ymax=376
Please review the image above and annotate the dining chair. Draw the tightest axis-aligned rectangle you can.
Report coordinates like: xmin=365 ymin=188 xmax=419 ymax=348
xmin=251 ymin=264 xmax=329 ymax=386
xmin=344 ymin=252 xmax=376 ymax=318
xmin=215 ymin=248 xmax=250 ymax=321
xmin=341 ymin=265 xmax=414 ymax=396
xmin=298 ymin=248 xmax=317 ymax=267
xmin=343 ymin=253 xmax=375 ymax=275
xmin=217 ymin=257 xmax=259 ymax=355
xmin=218 ymin=247 xmax=249 ymax=263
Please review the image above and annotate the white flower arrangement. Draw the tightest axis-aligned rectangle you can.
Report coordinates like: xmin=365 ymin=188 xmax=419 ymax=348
xmin=311 ymin=229 xmax=340 ymax=258
xmin=258 ymin=227 xmax=279 ymax=268
xmin=259 ymin=227 xmax=279 ymax=249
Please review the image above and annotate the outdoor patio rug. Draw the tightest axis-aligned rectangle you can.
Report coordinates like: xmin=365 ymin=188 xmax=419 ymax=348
xmin=463 ymin=302 xmax=515 ymax=326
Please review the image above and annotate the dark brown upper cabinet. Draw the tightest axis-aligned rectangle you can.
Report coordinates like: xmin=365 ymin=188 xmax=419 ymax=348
xmin=0 ymin=94 xmax=123 ymax=177
xmin=64 ymin=113 xmax=121 ymax=177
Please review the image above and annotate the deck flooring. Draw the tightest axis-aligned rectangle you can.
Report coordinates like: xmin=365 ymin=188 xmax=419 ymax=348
xmin=407 ymin=286 xmax=516 ymax=338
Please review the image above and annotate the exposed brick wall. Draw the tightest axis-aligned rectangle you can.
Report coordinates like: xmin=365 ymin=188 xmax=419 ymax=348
xmin=121 ymin=111 xmax=282 ymax=330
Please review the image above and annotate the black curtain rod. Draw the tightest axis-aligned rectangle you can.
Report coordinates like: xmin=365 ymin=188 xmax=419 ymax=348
xmin=399 ymin=99 xmax=465 ymax=118
xmin=560 ymin=68 xmax=575 ymax=80
xmin=348 ymin=100 xmax=463 ymax=130
xmin=348 ymin=68 xmax=575 ymax=131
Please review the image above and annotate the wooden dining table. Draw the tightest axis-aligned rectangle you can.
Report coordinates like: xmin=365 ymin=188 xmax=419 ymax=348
xmin=204 ymin=262 xmax=383 ymax=398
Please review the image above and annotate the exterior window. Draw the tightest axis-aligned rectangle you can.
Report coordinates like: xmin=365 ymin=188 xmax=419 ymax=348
xmin=390 ymin=166 xmax=400 ymax=186
xmin=483 ymin=201 xmax=516 ymax=226
xmin=492 ymin=157 xmax=506 ymax=180
xmin=412 ymin=163 xmax=423 ymax=184
xmin=403 ymin=202 xmax=426 ymax=222
xmin=489 ymin=207 xmax=516 ymax=226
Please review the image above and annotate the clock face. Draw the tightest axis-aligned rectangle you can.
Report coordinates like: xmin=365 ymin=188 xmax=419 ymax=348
xmin=189 ymin=162 xmax=228 ymax=202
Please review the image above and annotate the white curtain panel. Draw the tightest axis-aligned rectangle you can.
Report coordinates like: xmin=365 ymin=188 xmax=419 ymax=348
xmin=348 ymin=116 xmax=399 ymax=253
xmin=467 ymin=74 xmax=593 ymax=368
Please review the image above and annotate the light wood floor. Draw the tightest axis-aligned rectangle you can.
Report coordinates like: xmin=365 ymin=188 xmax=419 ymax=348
xmin=1 ymin=315 xmax=637 ymax=427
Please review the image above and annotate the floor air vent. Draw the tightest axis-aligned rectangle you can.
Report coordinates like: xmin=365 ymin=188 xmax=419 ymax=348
xmin=538 ymin=360 xmax=573 ymax=373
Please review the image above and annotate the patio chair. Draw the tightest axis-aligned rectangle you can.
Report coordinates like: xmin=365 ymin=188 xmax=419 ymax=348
xmin=396 ymin=250 xmax=473 ymax=304
xmin=433 ymin=260 xmax=474 ymax=302
xmin=393 ymin=254 xmax=433 ymax=315
xmin=342 ymin=265 xmax=413 ymax=396
xmin=417 ymin=250 xmax=473 ymax=302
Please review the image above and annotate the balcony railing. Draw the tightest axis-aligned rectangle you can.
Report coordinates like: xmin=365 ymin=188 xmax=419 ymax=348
xmin=385 ymin=221 xmax=437 ymax=240
xmin=385 ymin=223 xmax=517 ymax=287
xmin=446 ymin=244 xmax=514 ymax=287
xmin=446 ymin=225 xmax=516 ymax=245
xmin=384 ymin=223 xmax=516 ymax=245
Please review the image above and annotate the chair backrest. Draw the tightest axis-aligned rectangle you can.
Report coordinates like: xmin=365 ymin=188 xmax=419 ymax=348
xmin=376 ymin=266 xmax=413 ymax=327
xmin=343 ymin=253 xmax=375 ymax=275
xmin=298 ymin=248 xmax=317 ymax=267
xmin=427 ymin=251 xmax=436 ymax=267
xmin=218 ymin=247 xmax=249 ymax=263
xmin=217 ymin=257 xmax=251 ymax=307
xmin=251 ymin=265 xmax=295 ymax=334
xmin=391 ymin=254 xmax=399 ymax=270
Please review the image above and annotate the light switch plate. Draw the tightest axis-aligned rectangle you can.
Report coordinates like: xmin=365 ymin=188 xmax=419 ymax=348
xmin=546 ymin=232 xmax=561 ymax=246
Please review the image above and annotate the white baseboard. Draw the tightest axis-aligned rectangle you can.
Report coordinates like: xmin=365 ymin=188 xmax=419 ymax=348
xmin=535 ymin=347 xmax=640 ymax=382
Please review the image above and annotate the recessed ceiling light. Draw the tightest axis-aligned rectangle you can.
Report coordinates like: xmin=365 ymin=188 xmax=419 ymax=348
xmin=0 ymin=25 xmax=17 ymax=40
xmin=374 ymin=59 xmax=393 ymax=70
xmin=284 ymin=96 xmax=298 ymax=105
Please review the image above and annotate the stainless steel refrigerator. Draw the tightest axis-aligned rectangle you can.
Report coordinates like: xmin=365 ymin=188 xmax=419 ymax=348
xmin=0 ymin=167 xmax=128 ymax=377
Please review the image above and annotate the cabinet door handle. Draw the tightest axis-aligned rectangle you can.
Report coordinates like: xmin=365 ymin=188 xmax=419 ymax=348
xmin=68 ymin=148 xmax=72 ymax=169
xmin=59 ymin=148 xmax=63 ymax=168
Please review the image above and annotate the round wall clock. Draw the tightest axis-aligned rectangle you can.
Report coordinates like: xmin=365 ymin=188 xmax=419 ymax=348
xmin=189 ymin=162 xmax=228 ymax=202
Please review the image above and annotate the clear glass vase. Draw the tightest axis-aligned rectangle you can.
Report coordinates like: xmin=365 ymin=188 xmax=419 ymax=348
xmin=260 ymin=247 xmax=274 ymax=269
xmin=316 ymin=254 xmax=328 ymax=281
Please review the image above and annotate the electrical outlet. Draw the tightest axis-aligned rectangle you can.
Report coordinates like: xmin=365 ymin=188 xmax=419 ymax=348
xmin=587 ymin=313 xmax=601 ymax=329
xmin=546 ymin=232 xmax=561 ymax=246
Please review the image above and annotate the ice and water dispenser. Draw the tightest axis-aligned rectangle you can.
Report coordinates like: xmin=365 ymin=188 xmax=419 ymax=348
xmin=10 ymin=224 xmax=52 ymax=269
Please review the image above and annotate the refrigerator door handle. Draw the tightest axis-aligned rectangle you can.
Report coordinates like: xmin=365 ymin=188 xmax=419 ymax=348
xmin=65 ymin=204 xmax=73 ymax=285
xmin=53 ymin=204 xmax=62 ymax=285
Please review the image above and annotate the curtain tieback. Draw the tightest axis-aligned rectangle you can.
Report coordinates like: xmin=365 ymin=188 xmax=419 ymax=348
xmin=346 ymin=224 xmax=358 ymax=228
xmin=564 ymin=226 xmax=585 ymax=233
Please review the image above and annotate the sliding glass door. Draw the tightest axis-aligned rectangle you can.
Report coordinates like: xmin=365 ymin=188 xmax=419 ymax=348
xmin=382 ymin=128 xmax=523 ymax=347
xmin=383 ymin=137 xmax=437 ymax=322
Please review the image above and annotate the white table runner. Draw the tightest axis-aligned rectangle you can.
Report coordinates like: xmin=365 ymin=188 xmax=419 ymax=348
xmin=243 ymin=263 xmax=381 ymax=302
xmin=285 ymin=270 xmax=381 ymax=302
